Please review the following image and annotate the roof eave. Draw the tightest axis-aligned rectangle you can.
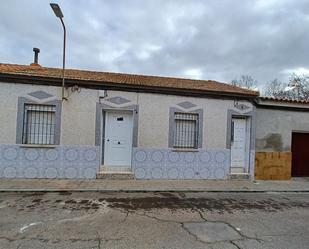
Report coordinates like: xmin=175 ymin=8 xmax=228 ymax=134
xmin=254 ymin=97 xmax=309 ymax=112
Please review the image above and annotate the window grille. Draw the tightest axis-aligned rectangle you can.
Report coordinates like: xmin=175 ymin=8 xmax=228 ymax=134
xmin=173 ymin=113 xmax=199 ymax=148
xmin=22 ymin=104 xmax=56 ymax=145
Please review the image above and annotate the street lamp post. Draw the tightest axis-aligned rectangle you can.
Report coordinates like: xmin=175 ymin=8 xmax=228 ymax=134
xmin=50 ymin=3 xmax=67 ymax=101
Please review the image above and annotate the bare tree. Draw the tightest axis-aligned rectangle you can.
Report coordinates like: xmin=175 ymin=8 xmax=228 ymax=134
xmin=287 ymin=73 xmax=309 ymax=100
xmin=263 ymin=74 xmax=309 ymax=100
xmin=263 ymin=79 xmax=288 ymax=98
xmin=231 ymin=75 xmax=258 ymax=90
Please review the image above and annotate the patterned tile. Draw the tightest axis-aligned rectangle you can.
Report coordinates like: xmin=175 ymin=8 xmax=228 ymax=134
xmin=132 ymin=148 xmax=230 ymax=179
xmin=0 ymin=144 xmax=237 ymax=180
xmin=0 ymin=144 xmax=100 ymax=179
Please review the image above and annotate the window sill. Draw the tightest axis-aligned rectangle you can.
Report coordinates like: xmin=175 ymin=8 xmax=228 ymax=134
xmin=19 ymin=144 xmax=57 ymax=149
xmin=172 ymin=148 xmax=199 ymax=152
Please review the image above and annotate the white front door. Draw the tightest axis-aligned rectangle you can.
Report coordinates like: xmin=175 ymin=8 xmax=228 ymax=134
xmin=104 ymin=111 xmax=133 ymax=167
xmin=231 ymin=118 xmax=248 ymax=173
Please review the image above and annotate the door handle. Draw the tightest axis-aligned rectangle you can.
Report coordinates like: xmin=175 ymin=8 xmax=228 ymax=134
xmin=118 ymin=141 xmax=121 ymax=145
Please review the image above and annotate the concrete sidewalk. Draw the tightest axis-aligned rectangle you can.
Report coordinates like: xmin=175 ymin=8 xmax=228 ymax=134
xmin=0 ymin=178 xmax=309 ymax=192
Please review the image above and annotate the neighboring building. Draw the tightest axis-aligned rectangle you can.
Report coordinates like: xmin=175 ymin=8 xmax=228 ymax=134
xmin=255 ymin=97 xmax=309 ymax=179
xmin=0 ymin=62 xmax=308 ymax=180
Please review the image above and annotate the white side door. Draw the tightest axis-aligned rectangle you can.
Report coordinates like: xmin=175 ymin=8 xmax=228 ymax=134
xmin=104 ymin=111 xmax=133 ymax=167
xmin=231 ymin=118 xmax=248 ymax=172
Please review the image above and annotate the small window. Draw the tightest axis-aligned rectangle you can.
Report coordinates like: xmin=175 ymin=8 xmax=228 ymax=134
xmin=173 ymin=113 xmax=199 ymax=148
xmin=22 ymin=104 xmax=56 ymax=145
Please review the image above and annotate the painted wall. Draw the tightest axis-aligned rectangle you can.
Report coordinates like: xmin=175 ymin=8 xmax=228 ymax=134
xmin=0 ymin=82 xmax=98 ymax=145
xmin=61 ymin=88 xmax=98 ymax=145
xmin=0 ymin=81 xmax=256 ymax=179
xmin=100 ymin=91 xmax=255 ymax=149
xmin=138 ymin=94 xmax=230 ymax=148
xmin=0 ymin=83 xmax=59 ymax=144
xmin=0 ymin=81 xmax=254 ymax=149
xmin=256 ymin=108 xmax=309 ymax=151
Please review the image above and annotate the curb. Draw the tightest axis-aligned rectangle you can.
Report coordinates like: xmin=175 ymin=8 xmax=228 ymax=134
xmin=1 ymin=189 xmax=309 ymax=193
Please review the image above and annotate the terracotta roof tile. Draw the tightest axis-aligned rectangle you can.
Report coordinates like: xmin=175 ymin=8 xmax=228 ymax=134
xmin=259 ymin=96 xmax=309 ymax=104
xmin=0 ymin=63 xmax=259 ymax=97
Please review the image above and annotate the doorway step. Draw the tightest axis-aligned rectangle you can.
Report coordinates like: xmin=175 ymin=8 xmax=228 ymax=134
xmin=96 ymin=166 xmax=135 ymax=180
xmin=230 ymin=166 xmax=246 ymax=174
xmin=228 ymin=173 xmax=250 ymax=180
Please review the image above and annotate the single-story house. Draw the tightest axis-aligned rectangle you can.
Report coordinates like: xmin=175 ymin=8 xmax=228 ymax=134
xmin=0 ymin=60 xmax=308 ymax=180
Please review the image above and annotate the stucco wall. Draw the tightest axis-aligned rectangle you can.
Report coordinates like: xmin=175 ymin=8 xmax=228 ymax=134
xmin=137 ymin=93 xmax=233 ymax=148
xmin=0 ymin=81 xmax=254 ymax=150
xmin=0 ymin=82 xmax=98 ymax=145
xmin=61 ymin=88 xmax=98 ymax=145
xmin=0 ymin=83 xmax=60 ymax=144
xmin=99 ymin=91 xmax=254 ymax=149
xmin=256 ymin=108 xmax=309 ymax=151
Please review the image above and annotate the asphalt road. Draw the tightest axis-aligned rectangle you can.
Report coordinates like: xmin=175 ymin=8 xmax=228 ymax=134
xmin=0 ymin=191 xmax=308 ymax=249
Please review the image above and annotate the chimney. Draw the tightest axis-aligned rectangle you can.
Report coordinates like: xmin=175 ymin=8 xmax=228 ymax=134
xmin=30 ymin=47 xmax=41 ymax=67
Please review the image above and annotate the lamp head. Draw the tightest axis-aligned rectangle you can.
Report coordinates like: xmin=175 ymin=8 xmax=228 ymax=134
xmin=50 ymin=3 xmax=64 ymax=18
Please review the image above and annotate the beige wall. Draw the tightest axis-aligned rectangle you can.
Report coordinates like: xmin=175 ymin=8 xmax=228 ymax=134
xmin=256 ymin=108 xmax=309 ymax=151
xmin=61 ymin=87 xmax=97 ymax=145
xmin=0 ymin=82 xmax=254 ymax=149
xmin=0 ymin=82 xmax=98 ymax=145
xmin=103 ymin=90 xmax=254 ymax=149
xmin=0 ymin=83 xmax=61 ymax=144
xmin=136 ymin=93 xmax=250 ymax=149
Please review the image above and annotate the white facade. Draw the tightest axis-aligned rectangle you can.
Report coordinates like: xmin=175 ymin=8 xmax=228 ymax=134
xmin=0 ymin=82 xmax=256 ymax=179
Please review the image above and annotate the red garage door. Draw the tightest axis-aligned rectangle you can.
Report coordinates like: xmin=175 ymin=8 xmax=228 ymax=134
xmin=292 ymin=132 xmax=309 ymax=177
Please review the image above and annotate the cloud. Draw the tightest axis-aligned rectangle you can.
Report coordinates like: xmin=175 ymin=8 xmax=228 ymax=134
xmin=281 ymin=67 xmax=309 ymax=76
xmin=184 ymin=68 xmax=203 ymax=80
xmin=1 ymin=0 xmax=309 ymax=89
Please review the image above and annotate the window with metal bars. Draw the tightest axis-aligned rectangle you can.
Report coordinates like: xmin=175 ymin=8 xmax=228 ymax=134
xmin=22 ymin=104 xmax=56 ymax=145
xmin=173 ymin=112 xmax=199 ymax=148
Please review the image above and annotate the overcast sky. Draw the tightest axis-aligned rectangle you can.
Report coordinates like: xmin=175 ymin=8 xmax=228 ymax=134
xmin=1 ymin=0 xmax=309 ymax=89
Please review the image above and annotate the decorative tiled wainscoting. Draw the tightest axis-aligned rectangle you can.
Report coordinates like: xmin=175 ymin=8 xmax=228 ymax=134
xmin=0 ymin=144 xmax=100 ymax=179
xmin=132 ymin=148 xmax=231 ymax=179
